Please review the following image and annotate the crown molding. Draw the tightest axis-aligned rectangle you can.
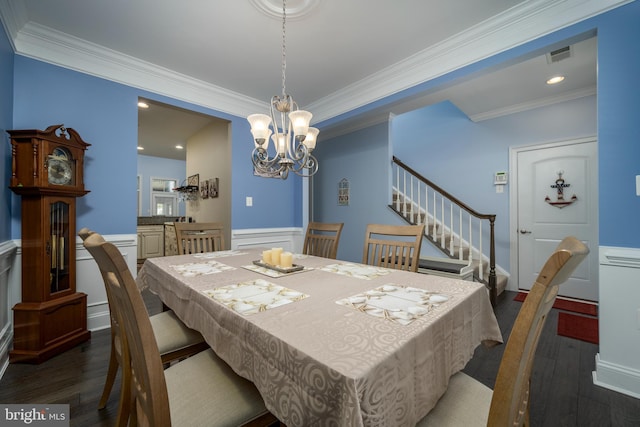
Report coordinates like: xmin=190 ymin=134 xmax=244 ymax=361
xmin=1 ymin=0 xmax=631 ymax=123
xmin=468 ymin=86 xmax=597 ymax=122
xmin=308 ymin=0 xmax=631 ymax=123
xmin=0 ymin=0 xmax=27 ymax=50
xmin=11 ymin=20 xmax=268 ymax=118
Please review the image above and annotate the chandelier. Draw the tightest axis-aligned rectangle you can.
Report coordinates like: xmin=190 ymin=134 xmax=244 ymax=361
xmin=247 ymin=0 xmax=319 ymax=179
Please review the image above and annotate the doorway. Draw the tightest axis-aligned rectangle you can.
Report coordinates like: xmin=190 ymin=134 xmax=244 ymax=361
xmin=510 ymin=137 xmax=598 ymax=301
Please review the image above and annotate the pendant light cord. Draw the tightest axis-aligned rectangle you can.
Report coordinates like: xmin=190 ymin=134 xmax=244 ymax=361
xmin=281 ymin=0 xmax=287 ymax=97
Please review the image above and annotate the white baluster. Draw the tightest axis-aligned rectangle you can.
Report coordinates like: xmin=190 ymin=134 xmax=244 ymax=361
xmin=395 ymin=166 xmax=400 ymax=211
xmin=459 ymin=209 xmax=463 ymax=261
xmin=449 ymin=203 xmax=454 ymax=256
xmin=440 ymin=197 xmax=445 ymax=249
xmin=417 ymin=181 xmax=421 ymax=225
xmin=468 ymin=216 xmax=473 ymax=267
xmin=432 ymin=192 xmax=436 ymax=239
xmin=403 ymin=171 xmax=407 ymax=216
xmin=425 ymin=185 xmax=429 ymax=232
xmin=478 ymin=219 xmax=484 ymax=281
xmin=410 ymin=175 xmax=414 ymax=222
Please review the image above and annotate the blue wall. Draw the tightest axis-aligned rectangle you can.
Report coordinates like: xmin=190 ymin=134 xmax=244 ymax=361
xmin=231 ymin=115 xmax=303 ymax=229
xmin=0 ymin=26 xmax=13 ymax=242
xmin=597 ymin=4 xmax=640 ymax=246
xmin=392 ymin=97 xmax=596 ymax=270
xmin=312 ymin=121 xmax=409 ymax=262
xmin=4 ymin=1 xmax=639 ymax=246
xmin=11 ymin=57 xmax=137 ymax=236
xmin=137 ymin=155 xmax=186 ymax=217
xmin=8 ymin=58 xmax=304 ymax=238
xmin=314 ymin=1 xmax=640 ymax=266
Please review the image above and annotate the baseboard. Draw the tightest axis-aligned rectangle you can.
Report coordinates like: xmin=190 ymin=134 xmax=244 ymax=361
xmin=593 ymin=353 xmax=640 ymax=399
xmin=86 ymin=304 xmax=111 ymax=331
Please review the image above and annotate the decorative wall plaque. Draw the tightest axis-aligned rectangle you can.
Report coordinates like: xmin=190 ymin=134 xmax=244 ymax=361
xmin=338 ymin=178 xmax=350 ymax=206
xmin=545 ymin=171 xmax=577 ymax=208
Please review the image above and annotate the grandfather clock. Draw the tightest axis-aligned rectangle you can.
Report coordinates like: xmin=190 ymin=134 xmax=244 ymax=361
xmin=9 ymin=124 xmax=91 ymax=363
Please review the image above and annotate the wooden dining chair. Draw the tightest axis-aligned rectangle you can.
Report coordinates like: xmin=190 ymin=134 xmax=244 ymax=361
xmin=302 ymin=221 xmax=344 ymax=259
xmin=416 ymin=236 xmax=589 ymax=426
xmin=82 ymin=232 xmax=279 ymax=427
xmin=362 ymin=223 xmax=426 ymax=272
xmin=79 ymin=228 xmax=208 ymax=427
xmin=174 ymin=222 xmax=225 ymax=254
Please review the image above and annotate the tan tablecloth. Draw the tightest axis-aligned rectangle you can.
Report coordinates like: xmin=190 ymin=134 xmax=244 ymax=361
xmin=137 ymin=249 xmax=502 ymax=427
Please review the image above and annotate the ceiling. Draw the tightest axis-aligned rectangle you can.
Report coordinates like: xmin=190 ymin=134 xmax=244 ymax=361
xmin=1 ymin=0 xmax=612 ymax=160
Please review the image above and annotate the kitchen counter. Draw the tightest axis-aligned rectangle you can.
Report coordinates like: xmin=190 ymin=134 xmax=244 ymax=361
xmin=137 ymin=216 xmax=181 ymax=226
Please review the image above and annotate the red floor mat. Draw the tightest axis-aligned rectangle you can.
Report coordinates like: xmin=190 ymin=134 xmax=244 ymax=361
xmin=514 ymin=292 xmax=598 ymax=316
xmin=557 ymin=312 xmax=599 ymax=344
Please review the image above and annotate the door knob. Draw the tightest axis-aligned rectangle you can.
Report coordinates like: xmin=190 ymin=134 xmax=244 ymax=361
xmin=519 ymin=229 xmax=532 ymax=234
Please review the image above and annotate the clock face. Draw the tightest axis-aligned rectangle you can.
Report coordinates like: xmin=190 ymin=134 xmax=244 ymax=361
xmin=48 ymin=147 xmax=74 ymax=186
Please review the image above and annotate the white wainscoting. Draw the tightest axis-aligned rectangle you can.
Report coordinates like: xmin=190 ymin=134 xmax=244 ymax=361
xmin=593 ymin=246 xmax=640 ymax=398
xmin=0 ymin=228 xmax=300 ymax=380
xmin=231 ymin=227 xmax=304 ymax=254
xmin=0 ymin=241 xmax=18 ymax=379
xmin=0 ymin=234 xmax=137 ymax=381
xmin=76 ymin=234 xmax=138 ymax=332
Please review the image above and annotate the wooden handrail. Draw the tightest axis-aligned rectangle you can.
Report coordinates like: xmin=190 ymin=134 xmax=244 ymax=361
xmin=391 ymin=156 xmax=498 ymax=306
xmin=393 ymin=156 xmax=495 ymax=221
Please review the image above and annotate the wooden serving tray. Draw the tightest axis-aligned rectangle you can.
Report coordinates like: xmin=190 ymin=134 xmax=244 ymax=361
xmin=252 ymin=260 xmax=304 ymax=273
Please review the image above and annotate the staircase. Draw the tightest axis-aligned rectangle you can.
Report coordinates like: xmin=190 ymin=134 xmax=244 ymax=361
xmin=390 ymin=157 xmax=508 ymax=306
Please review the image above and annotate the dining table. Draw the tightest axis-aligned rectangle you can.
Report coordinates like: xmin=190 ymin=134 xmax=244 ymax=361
xmin=136 ymin=248 xmax=502 ymax=427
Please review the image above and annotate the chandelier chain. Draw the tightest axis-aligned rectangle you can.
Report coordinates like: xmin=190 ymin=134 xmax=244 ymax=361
xmin=247 ymin=0 xmax=319 ymax=179
xmin=281 ymin=0 xmax=287 ymax=97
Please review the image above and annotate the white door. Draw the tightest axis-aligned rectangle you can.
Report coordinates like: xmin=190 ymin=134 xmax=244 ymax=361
xmin=515 ymin=138 xmax=598 ymax=301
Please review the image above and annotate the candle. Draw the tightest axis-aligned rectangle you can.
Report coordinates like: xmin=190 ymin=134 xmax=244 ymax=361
xmin=280 ymin=252 xmax=293 ymax=268
xmin=271 ymin=247 xmax=283 ymax=265
xmin=262 ymin=249 xmax=272 ymax=264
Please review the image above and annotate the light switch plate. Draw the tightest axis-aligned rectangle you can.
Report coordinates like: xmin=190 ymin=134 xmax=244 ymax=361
xmin=636 ymin=175 xmax=640 ymax=196
xmin=246 ymin=196 xmax=253 ymax=207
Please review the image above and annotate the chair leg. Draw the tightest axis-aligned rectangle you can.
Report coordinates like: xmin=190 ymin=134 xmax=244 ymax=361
xmin=98 ymin=337 xmax=119 ymax=409
xmin=114 ymin=358 xmax=132 ymax=427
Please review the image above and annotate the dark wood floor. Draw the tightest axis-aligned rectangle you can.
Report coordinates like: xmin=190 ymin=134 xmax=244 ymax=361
xmin=1 ymin=290 xmax=639 ymax=426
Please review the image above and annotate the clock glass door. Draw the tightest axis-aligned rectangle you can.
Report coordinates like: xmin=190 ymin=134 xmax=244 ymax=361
xmin=50 ymin=201 xmax=70 ymax=294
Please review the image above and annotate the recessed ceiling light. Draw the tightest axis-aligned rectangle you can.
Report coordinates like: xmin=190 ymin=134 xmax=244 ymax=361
xmin=137 ymin=146 xmax=144 ymax=151
xmin=138 ymin=101 xmax=149 ymax=109
xmin=175 ymin=145 xmax=184 ymax=150
xmin=546 ymin=75 xmax=565 ymax=85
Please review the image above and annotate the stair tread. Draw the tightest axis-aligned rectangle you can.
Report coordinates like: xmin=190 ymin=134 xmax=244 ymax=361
xmin=418 ymin=259 xmax=468 ymax=274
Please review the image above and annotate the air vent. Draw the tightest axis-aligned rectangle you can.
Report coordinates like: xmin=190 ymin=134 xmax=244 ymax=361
xmin=546 ymin=46 xmax=572 ymax=64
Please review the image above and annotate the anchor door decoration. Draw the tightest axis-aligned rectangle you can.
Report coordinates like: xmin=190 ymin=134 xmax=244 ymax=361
xmin=545 ymin=171 xmax=577 ymax=208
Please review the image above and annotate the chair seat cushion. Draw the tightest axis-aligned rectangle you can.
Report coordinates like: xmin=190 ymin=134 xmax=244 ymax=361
xmin=165 ymin=349 xmax=269 ymax=426
xmin=416 ymin=372 xmax=492 ymax=427
xmin=150 ymin=310 xmax=204 ymax=354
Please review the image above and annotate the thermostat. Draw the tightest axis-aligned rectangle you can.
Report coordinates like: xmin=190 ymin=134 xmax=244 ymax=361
xmin=494 ymin=172 xmax=508 ymax=185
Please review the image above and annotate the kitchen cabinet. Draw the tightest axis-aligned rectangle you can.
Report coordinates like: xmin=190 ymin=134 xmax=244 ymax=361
xmin=137 ymin=225 xmax=164 ymax=259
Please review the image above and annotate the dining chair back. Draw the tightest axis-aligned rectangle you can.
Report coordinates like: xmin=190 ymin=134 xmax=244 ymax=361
xmin=79 ymin=228 xmax=207 ymax=427
xmin=417 ymin=236 xmax=589 ymax=426
xmin=78 ymin=228 xmax=131 ymax=426
xmin=82 ymin=233 xmax=277 ymax=427
xmin=174 ymin=222 xmax=225 ymax=254
xmin=362 ymin=223 xmax=425 ymax=272
xmin=303 ymin=221 xmax=344 ymax=259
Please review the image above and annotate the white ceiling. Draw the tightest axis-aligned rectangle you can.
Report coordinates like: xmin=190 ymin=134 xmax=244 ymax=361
xmin=1 ymin=0 xmax=618 ymax=160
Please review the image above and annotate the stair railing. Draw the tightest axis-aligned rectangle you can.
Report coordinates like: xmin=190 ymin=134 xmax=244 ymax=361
xmin=391 ymin=156 xmax=497 ymax=305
